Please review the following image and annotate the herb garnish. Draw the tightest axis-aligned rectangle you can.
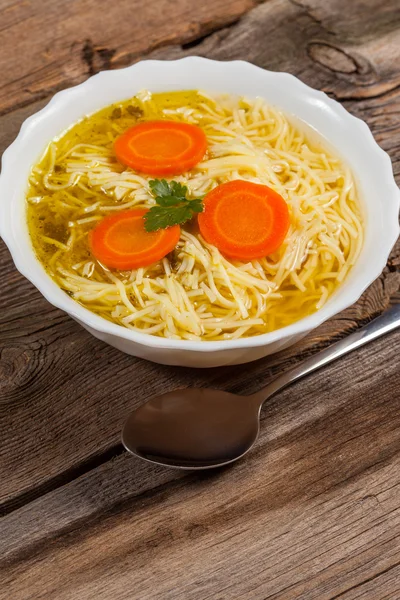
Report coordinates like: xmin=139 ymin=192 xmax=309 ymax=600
xmin=126 ymin=105 xmax=144 ymax=118
xmin=111 ymin=107 xmax=122 ymax=119
xmin=144 ymin=179 xmax=204 ymax=232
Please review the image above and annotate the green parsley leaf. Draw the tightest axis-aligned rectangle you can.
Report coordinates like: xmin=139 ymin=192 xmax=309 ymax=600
xmin=189 ymin=199 xmax=204 ymax=213
xmin=149 ymin=179 xmax=172 ymax=198
xmin=145 ymin=179 xmax=204 ymax=232
xmin=169 ymin=181 xmax=188 ymax=199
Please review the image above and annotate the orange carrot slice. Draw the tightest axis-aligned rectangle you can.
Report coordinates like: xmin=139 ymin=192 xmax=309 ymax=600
xmin=198 ymin=180 xmax=290 ymax=260
xmin=90 ymin=209 xmax=180 ymax=269
xmin=114 ymin=120 xmax=207 ymax=176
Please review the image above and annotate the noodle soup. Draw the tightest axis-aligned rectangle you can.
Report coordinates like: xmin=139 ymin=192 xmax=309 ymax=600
xmin=27 ymin=90 xmax=363 ymax=341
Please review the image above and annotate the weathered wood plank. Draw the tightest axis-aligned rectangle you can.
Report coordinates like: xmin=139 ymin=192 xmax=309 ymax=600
xmin=1 ymin=0 xmax=399 ymax=510
xmin=148 ymin=0 xmax=400 ymax=101
xmin=1 ymin=331 xmax=399 ymax=599
xmin=338 ymin=565 xmax=400 ymax=600
xmin=0 ymin=0 xmax=260 ymax=115
xmin=0 ymin=99 xmax=49 ymax=162
xmin=1 ymin=0 xmax=400 ymax=598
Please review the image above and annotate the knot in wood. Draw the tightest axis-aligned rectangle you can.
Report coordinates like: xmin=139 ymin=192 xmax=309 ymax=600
xmin=307 ymin=42 xmax=358 ymax=73
xmin=0 ymin=344 xmax=41 ymax=405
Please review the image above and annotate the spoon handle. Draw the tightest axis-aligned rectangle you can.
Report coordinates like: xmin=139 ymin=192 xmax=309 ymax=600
xmin=252 ymin=303 xmax=400 ymax=405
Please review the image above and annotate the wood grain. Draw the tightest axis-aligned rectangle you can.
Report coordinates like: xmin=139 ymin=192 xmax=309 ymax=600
xmin=1 ymin=0 xmax=399 ymax=511
xmin=0 ymin=0 xmax=399 ymax=597
xmin=1 ymin=331 xmax=400 ymax=599
xmin=0 ymin=0 xmax=259 ymax=116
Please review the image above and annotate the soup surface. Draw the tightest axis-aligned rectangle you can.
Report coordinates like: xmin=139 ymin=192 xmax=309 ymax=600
xmin=27 ymin=90 xmax=363 ymax=341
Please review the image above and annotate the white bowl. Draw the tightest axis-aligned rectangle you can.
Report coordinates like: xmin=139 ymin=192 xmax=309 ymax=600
xmin=1 ymin=58 xmax=399 ymax=367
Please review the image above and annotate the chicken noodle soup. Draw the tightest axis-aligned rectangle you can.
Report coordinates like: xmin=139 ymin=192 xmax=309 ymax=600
xmin=27 ymin=90 xmax=363 ymax=341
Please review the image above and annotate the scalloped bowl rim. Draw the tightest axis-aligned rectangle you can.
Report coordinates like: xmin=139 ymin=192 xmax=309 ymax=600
xmin=0 ymin=57 xmax=399 ymax=353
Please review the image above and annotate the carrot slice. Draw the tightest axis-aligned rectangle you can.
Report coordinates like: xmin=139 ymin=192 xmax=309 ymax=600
xmin=198 ymin=180 xmax=290 ymax=260
xmin=114 ymin=120 xmax=207 ymax=176
xmin=90 ymin=209 xmax=180 ymax=269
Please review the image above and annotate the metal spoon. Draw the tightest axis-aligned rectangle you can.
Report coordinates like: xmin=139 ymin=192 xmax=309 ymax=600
xmin=122 ymin=305 xmax=400 ymax=469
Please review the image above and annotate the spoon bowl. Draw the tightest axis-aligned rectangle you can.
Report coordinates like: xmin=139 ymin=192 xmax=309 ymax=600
xmin=122 ymin=388 xmax=261 ymax=469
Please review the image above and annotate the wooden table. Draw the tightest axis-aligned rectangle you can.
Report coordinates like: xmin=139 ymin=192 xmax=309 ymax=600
xmin=1 ymin=1 xmax=400 ymax=598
